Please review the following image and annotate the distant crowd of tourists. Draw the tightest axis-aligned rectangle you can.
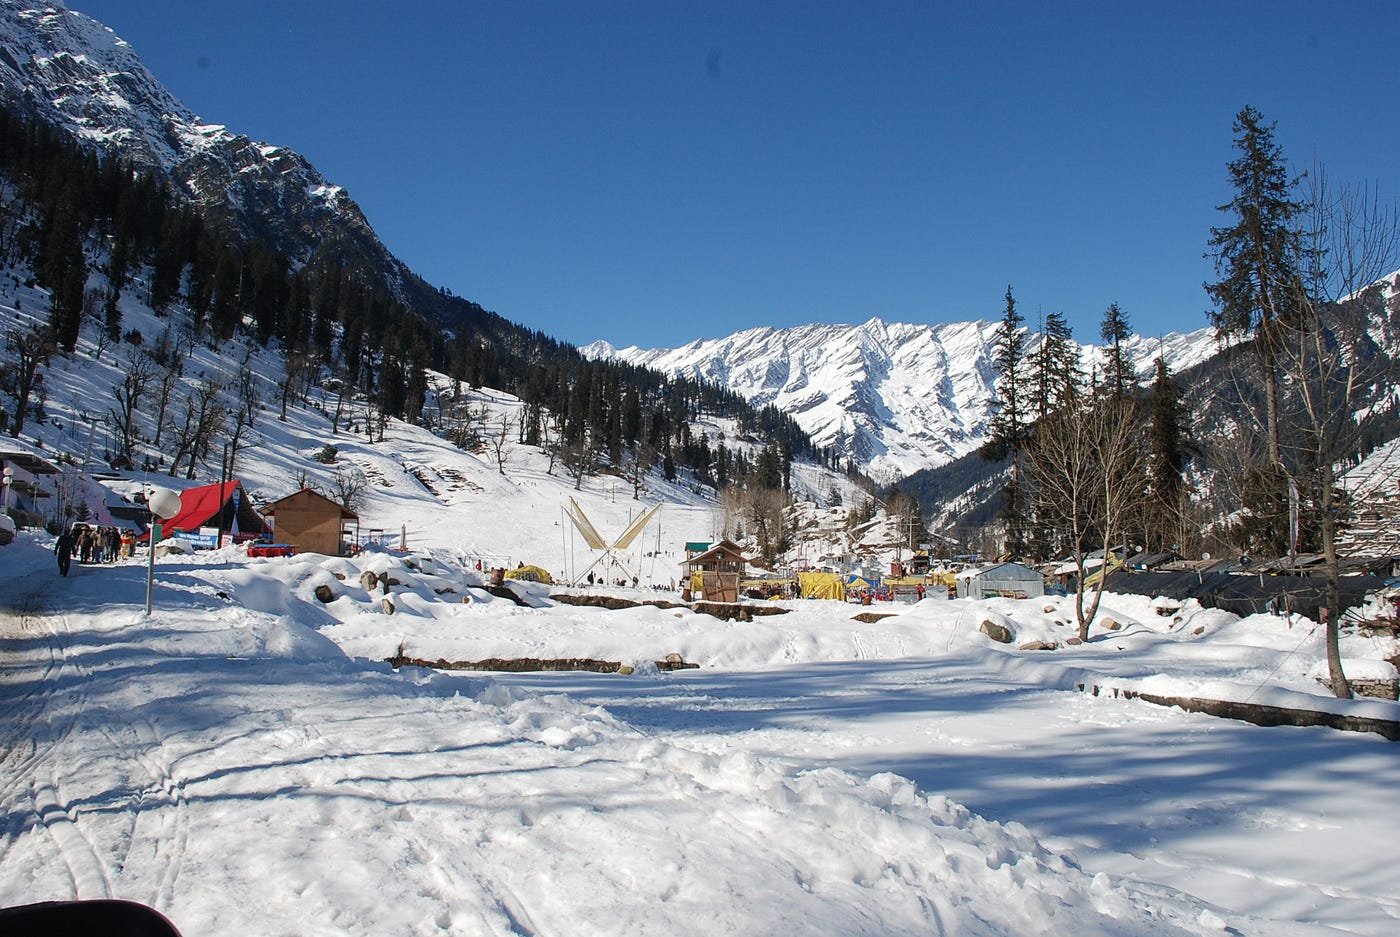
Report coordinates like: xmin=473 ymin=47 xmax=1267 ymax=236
xmin=53 ymin=523 xmax=125 ymax=576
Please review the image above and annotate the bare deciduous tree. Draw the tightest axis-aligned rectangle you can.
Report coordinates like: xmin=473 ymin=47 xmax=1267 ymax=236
xmin=558 ymin=433 xmax=602 ymax=491
xmin=280 ymin=350 xmax=312 ymax=421
xmin=147 ymin=330 xmax=185 ymax=448
xmin=489 ymin=411 xmax=514 ymax=475
xmin=1278 ymin=167 xmax=1400 ymax=698
xmin=109 ymin=353 xmax=153 ymax=466
xmin=1023 ymin=393 xmax=1142 ymax=640
xmin=225 ymin=346 xmax=261 ymax=478
xmin=2 ymin=325 xmax=55 ymax=438
xmin=328 ymin=464 xmax=367 ymax=513
xmin=624 ymin=441 xmax=656 ymax=499
xmin=168 ymin=377 xmax=226 ymax=479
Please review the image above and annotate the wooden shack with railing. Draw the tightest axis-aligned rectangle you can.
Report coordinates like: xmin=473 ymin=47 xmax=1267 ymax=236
xmin=683 ymin=539 xmax=750 ymax=603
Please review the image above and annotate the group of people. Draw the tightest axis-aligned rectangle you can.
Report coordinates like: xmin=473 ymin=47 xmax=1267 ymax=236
xmin=54 ymin=523 xmax=125 ymax=576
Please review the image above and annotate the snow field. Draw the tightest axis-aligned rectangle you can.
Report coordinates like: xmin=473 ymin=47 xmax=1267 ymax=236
xmin=0 ymin=532 xmax=1263 ymax=936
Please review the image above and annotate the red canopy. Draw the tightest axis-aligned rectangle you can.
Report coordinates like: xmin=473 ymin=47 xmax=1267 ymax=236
xmin=140 ymin=480 xmax=268 ymax=540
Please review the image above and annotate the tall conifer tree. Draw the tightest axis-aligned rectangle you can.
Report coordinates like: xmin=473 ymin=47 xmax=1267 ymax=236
xmin=1099 ymin=302 xmax=1135 ymax=401
xmin=1145 ymin=356 xmax=1190 ymax=552
xmin=985 ymin=285 xmax=1029 ymax=557
xmin=1205 ymin=105 xmax=1302 ymax=467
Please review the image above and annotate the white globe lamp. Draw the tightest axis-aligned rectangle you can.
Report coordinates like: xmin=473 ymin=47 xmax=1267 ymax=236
xmin=145 ymin=486 xmax=184 ymax=616
xmin=147 ymin=486 xmax=182 ymax=521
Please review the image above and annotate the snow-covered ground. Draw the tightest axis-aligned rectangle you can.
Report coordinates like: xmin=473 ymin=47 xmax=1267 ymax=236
xmin=4 ymin=254 xmax=1400 ymax=935
xmin=2 ymin=532 xmax=1397 ymax=936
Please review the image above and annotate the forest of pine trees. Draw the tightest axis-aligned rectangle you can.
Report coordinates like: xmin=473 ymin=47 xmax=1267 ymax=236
xmin=0 ymin=104 xmax=826 ymax=499
xmin=980 ymin=296 xmax=1193 ymax=566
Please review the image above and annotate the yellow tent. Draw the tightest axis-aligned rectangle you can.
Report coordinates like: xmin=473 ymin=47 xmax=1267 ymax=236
xmin=505 ymin=564 xmax=554 ymax=584
xmin=798 ymin=571 xmax=847 ymax=601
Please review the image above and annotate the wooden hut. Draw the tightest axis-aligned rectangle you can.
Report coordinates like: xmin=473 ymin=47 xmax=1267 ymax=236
xmin=684 ymin=539 xmax=750 ymax=603
xmin=262 ymin=488 xmax=359 ymax=556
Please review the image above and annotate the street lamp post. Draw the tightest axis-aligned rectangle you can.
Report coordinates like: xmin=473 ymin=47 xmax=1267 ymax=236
xmin=2 ymin=465 xmax=13 ymax=514
xmin=144 ymin=486 xmax=183 ymax=617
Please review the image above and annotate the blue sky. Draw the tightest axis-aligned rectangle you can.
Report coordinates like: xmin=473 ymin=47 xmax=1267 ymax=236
xmin=75 ymin=1 xmax=1400 ymax=349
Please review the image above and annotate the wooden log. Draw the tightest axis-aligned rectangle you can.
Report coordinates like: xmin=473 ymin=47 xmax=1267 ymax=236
xmin=1077 ymin=683 xmax=1399 ymax=740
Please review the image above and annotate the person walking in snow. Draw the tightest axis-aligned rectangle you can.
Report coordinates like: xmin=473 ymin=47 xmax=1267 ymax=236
xmin=55 ymin=526 xmax=74 ymax=576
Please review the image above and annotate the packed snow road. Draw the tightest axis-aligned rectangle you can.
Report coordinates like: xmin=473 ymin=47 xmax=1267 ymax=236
xmin=1 ymin=534 xmax=1395 ymax=936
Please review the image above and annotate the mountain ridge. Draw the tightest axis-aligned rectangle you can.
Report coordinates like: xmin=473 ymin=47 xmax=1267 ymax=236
xmin=585 ymin=316 xmax=1219 ymax=481
xmin=0 ymin=0 xmax=419 ymax=304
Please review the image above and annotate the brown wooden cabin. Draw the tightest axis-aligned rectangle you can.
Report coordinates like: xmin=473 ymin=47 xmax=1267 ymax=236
xmin=685 ymin=539 xmax=750 ymax=603
xmin=262 ymin=488 xmax=359 ymax=556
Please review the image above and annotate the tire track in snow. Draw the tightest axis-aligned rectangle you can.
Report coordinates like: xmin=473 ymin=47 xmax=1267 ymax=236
xmin=24 ymin=609 xmax=113 ymax=899
xmin=111 ymin=717 xmax=191 ymax=912
xmin=31 ymin=771 xmax=113 ymax=899
xmin=0 ymin=590 xmax=63 ymax=804
xmin=418 ymin=828 xmax=540 ymax=936
xmin=0 ymin=601 xmax=115 ymax=900
xmin=851 ymin=630 xmax=871 ymax=660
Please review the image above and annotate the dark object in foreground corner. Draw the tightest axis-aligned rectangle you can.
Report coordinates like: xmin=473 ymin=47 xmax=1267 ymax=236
xmin=0 ymin=900 xmax=182 ymax=936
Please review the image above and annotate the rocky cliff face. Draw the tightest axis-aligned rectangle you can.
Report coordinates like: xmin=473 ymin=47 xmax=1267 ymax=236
xmin=586 ymin=318 xmax=1218 ymax=480
xmin=0 ymin=0 xmax=403 ymax=280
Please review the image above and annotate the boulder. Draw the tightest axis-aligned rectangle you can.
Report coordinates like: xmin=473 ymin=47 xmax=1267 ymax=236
xmin=1019 ymin=640 xmax=1057 ymax=651
xmin=979 ymin=620 xmax=1013 ymax=644
xmin=313 ymin=584 xmax=336 ymax=604
xmin=359 ymin=570 xmax=379 ymax=593
xmin=1102 ymin=618 xmax=1122 ymax=631
xmin=381 ymin=596 xmax=396 ymax=615
xmin=1065 ymin=636 xmax=1083 ymax=646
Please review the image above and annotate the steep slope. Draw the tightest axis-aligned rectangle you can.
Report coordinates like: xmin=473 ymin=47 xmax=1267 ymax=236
xmin=587 ymin=318 xmax=1218 ymax=480
xmin=0 ymin=1 xmax=392 ymax=275
xmin=0 ymin=0 xmax=527 ymax=347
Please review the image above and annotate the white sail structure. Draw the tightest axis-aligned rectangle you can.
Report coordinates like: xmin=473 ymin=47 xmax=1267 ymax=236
xmin=562 ymin=498 xmax=661 ymax=586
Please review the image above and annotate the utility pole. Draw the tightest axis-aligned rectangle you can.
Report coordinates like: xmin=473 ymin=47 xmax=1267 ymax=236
xmin=216 ymin=441 xmax=229 ymax=548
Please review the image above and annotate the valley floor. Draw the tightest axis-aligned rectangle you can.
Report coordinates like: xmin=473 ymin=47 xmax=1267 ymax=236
xmin=1 ymin=533 xmax=1397 ymax=936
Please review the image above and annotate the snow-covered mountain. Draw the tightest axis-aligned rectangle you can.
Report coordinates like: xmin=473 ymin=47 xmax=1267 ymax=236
xmin=585 ymin=318 xmax=1219 ymax=481
xmin=0 ymin=0 xmax=404 ymax=284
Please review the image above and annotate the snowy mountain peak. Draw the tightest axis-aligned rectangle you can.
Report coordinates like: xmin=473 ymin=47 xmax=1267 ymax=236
xmin=586 ymin=317 xmax=1217 ymax=481
xmin=0 ymin=0 xmax=391 ymax=272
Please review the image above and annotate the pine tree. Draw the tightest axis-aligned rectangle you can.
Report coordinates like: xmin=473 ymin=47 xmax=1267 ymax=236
xmin=987 ymin=286 xmax=1029 ymax=447
xmin=1205 ymin=105 xmax=1303 ymax=468
xmin=984 ymin=286 xmax=1029 ymax=557
xmin=1099 ymin=302 xmax=1135 ymax=401
xmin=1030 ymin=310 xmax=1081 ymax=420
xmin=1144 ymin=356 xmax=1191 ymax=552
